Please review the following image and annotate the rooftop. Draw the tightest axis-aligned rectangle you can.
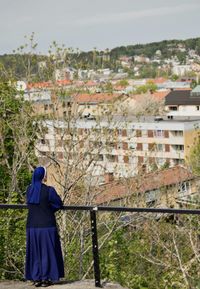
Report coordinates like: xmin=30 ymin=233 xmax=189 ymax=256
xmin=74 ymin=93 xmax=121 ymax=104
xmin=94 ymin=166 xmax=194 ymax=205
xmin=165 ymin=88 xmax=200 ymax=105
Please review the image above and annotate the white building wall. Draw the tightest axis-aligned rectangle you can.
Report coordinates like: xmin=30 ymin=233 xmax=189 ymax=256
xmin=166 ymin=105 xmax=200 ymax=117
xmin=36 ymin=118 xmax=200 ymax=179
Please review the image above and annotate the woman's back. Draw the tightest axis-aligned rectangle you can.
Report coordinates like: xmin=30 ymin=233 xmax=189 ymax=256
xmin=26 ymin=184 xmax=57 ymax=228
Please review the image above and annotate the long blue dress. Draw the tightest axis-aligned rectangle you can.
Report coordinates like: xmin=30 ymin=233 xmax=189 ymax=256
xmin=25 ymin=184 xmax=64 ymax=282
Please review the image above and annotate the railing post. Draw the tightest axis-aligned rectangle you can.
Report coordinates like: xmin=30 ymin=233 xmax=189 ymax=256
xmin=90 ymin=208 xmax=101 ymax=287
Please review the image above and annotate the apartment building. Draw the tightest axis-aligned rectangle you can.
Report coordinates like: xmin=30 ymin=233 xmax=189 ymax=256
xmin=94 ymin=165 xmax=199 ymax=208
xmin=36 ymin=115 xmax=200 ymax=183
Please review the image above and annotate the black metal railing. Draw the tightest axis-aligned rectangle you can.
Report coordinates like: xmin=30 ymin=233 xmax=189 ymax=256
xmin=1 ymin=204 xmax=200 ymax=287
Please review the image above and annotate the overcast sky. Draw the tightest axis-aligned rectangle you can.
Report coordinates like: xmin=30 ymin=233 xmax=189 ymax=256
xmin=0 ymin=0 xmax=200 ymax=54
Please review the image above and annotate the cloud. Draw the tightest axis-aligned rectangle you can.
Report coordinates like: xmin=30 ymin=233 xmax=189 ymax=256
xmin=74 ymin=3 xmax=200 ymax=26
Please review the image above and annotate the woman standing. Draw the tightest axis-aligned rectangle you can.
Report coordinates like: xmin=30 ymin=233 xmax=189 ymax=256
xmin=25 ymin=167 xmax=64 ymax=287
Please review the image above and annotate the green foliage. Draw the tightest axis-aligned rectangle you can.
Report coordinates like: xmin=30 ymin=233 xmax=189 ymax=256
xmin=139 ymin=64 xmax=157 ymax=79
xmin=171 ymin=74 xmax=179 ymax=81
xmin=116 ymin=79 xmax=129 ymax=87
xmin=0 ymin=82 xmax=35 ymax=202
xmin=104 ymin=82 xmax=113 ymax=93
xmin=188 ymin=132 xmax=200 ymax=175
xmin=136 ymin=83 xmax=157 ymax=94
xmin=0 ymin=80 xmax=36 ymax=279
xmin=100 ymin=216 xmax=200 ymax=289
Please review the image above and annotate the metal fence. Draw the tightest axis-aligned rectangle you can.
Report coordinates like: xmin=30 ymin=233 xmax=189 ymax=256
xmin=1 ymin=204 xmax=200 ymax=287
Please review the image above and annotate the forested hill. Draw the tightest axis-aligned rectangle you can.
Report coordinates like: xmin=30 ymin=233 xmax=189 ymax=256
xmin=109 ymin=37 xmax=200 ymax=58
xmin=0 ymin=37 xmax=200 ymax=78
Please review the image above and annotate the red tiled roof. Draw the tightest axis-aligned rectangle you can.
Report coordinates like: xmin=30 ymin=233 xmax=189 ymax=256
xmin=74 ymin=93 xmax=120 ymax=103
xmin=114 ymin=85 xmax=126 ymax=91
xmin=149 ymin=77 xmax=167 ymax=84
xmin=174 ymin=88 xmax=192 ymax=91
xmin=131 ymin=91 xmax=169 ymax=102
xmin=85 ymin=80 xmax=97 ymax=87
xmin=152 ymin=90 xmax=170 ymax=100
xmin=56 ymin=79 xmax=72 ymax=86
xmin=27 ymin=79 xmax=72 ymax=89
xmin=94 ymin=166 xmax=194 ymax=205
xmin=27 ymin=81 xmax=51 ymax=89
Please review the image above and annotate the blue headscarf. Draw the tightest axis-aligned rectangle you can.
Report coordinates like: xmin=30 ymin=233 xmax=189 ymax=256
xmin=27 ymin=166 xmax=46 ymax=204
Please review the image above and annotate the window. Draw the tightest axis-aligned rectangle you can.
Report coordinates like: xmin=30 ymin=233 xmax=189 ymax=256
xmin=129 ymin=156 xmax=137 ymax=165
xmin=178 ymin=181 xmax=190 ymax=196
xmin=148 ymin=130 xmax=154 ymax=137
xmin=118 ymin=129 xmax=122 ymax=136
xmin=57 ymin=152 xmax=63 ymax=159
xmin=145 ymin=189 xmax=159 ymax=205
xmin=106 ymin=154 xmax=116 ymax=162
xmin=143 ymin=143 xmax=148 ymax=151
xmin=98 ymin=154 xmax=103 ymax=161
xmin=174 ymin=145 xmax=184 ymax=151
xmin=169 ymin=106 xmax=178 ymax=111
xmin=122 ymin=129 xmax=127 ymax=137
xmin=55 ymin=128 xmax=63 ymax=134
xmin=137 ymin=143 xmax=143 ymax=151
xmin=142 ymin=130 xmax=148 ymax=137
xmin=156 ymin=144 xmax=164 ymax=151
xmin=149 ymin=143 xmax=156 ymax=151
xmin=154 ymin=130 xmax=164 ymax=137
xmin=129 ymin=142 xmax=136 ymax=150
xmin=117 ymin=142 xmax=123 ymax=149
xmin=127 ymin=129 xmax=135 ymax=137
xmin=122 ymin=142 xmax=128 ymax=150
xmin=109 ymin=142 xmax=115 ymax=148
xmin=44 ymin=104 xmax=48 ymax=110
xmin=40 ymin=139 xmax=46 ymax=144
xmin=165 ymin=144 xmax=170 ymax=152
xmin=173 ymin=159 xmax=184 ymax=165
xmin=156 ymin=158 xmax=165 ymax=166
xmin=196 ymin=106 xmax=200 ymax=111
xmin=123 ymin=156 xmax=129 ymax=163
xmin=136 ymin=130 xmax=142 ymax=137
xmin=171 ymin=130 xmax=183 ymax=137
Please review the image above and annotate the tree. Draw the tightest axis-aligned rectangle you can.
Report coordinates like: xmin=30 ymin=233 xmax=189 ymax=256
xmin=187 ymin=132 xmax=200 ymax=176
xmin=116 ymin=79 xmax=129 ymax=87
xmin=0 ymin=35 xmax=41 ymax=279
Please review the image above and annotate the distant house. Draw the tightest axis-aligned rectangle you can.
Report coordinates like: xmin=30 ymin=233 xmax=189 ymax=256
xmin=165 ymin=86 xmax=200 ymax=116
xmin=172 ymin=65 xmax=191 ymax=76
xmin=74 ymin=93 xmax=121 ymax=117
xmin=94 ymin=166 xmax=199 ymax=208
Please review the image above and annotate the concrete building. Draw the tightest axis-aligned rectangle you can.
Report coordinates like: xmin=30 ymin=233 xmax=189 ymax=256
xmin=36 ymin=116 xmax=200 ymax=183
xmin=94 ymin=166 xmax=199 ymax=208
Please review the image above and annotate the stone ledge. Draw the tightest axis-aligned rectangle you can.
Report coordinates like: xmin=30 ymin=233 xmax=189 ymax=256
xmin=0 ymin=280 xmax=128 ymax=289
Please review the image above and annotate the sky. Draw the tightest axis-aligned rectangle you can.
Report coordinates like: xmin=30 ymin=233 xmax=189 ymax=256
xmin=0 ymin=0 xmax=200 ymax=54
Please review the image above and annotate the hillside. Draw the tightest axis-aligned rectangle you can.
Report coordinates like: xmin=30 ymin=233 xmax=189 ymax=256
xmin=0 ymin=37 xmax=200 ymax=78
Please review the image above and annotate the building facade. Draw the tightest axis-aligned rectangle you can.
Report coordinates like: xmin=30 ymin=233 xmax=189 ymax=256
xmin=36 ymin=116 xmax=200 ymax=183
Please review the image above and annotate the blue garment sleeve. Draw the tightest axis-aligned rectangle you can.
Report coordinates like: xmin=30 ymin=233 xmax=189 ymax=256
xmin=48 ymin=186 xmax=63 ymax=212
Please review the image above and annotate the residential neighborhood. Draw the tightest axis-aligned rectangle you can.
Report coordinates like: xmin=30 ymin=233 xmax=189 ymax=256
xmin=1 ymin=1 xmax=200 ymax=287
